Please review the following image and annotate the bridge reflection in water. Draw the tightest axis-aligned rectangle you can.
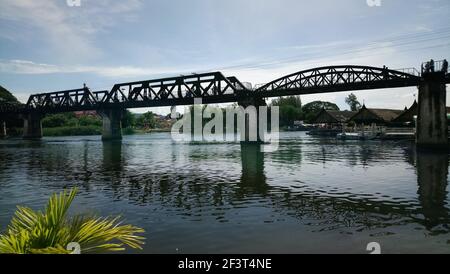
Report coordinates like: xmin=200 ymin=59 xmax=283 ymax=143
xmin=240 ymin=144 xmax=268 ymax=195
xmin=416 ymin=150 xmax=449 ymax=230
xmin=96 ymin=137 xmax=449 ymax=235
xmin=0 ymin=134 xmax=449 ymax=252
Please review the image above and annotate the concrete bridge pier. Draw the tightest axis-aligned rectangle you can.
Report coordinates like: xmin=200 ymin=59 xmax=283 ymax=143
xmin=416 ymin=72 xmax=448 ymax=149
xmin=238 ymin=97 xmax=266 ymax=144
xmin=0 ymin=121 xmax=6 ymax=138
xmin=23 ymin=113 xmax=42 ymax=139
xmin=99 ymin=109 xmax=123 ymax=141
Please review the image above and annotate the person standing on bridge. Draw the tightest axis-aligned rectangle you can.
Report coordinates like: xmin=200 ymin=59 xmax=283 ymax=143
xmin=424 ymin=62 xmax=430 ymax=73
xmin=382 ymin=65 xmax=389 ymax=80
xmin=430 ymin=59 xmax=435 ymax=72
xmin=443 ymin=59 xmax=448 ymax=73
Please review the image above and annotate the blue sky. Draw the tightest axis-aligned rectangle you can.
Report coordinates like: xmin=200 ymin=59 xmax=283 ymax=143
xmin=0 ymin=0 xmax=449 ymax=114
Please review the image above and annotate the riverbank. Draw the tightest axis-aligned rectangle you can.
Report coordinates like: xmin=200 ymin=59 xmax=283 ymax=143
xmin=43 ymin=126 xmax=102 ymax=137
xmin=42 ymin=126 xmax=171 ymax=137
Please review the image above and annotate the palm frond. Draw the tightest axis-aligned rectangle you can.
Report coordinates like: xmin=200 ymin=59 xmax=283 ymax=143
xmin=0 ymin=188 xmax=145 ymax=254
xmin=72 ymin=216 xmax=145 ymax=253
xmin=0 ymin=229 xmax=31 ymax=254
xmin=45 ymin=188 xmax=77 ymax=228
xmin=8 ymin=206 xmax=39 ymax=234
xmin=30 ymin=245 xmax=71 ymax=254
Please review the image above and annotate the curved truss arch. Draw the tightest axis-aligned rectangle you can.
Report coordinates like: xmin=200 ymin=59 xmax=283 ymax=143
xmin=254 ymin=65 xmax=421 ymax=96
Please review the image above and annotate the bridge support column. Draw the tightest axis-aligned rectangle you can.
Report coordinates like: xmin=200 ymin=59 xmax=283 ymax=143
xmin=416 ymin=72 xmax=448 ymax=149
xmin=0 ymin=121 xmax=6 ymax=138
xmin=238 ymin=97 xmax=266 ymax=144
xmin=23 ymin=113 xmax=42 ymax=139
xmin=100 ymin=109 xmax=123 ymax=141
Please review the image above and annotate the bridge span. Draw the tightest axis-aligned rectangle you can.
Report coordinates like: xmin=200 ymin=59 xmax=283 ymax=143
xmin=0 ymin=64 xmax=449 ymax=148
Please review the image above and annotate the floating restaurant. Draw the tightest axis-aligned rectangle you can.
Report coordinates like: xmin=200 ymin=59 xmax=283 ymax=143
xmin=349 ymin=105 xmax=404 ymax=126
xmin=308 ymin=109 xmax=357 ymax=136
xmin=308 ymin=102 xmax=427 ymax=140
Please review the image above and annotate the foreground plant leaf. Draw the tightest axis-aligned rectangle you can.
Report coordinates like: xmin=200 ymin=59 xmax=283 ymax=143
xmin=0 ymin=188 xmax=145 ymax=254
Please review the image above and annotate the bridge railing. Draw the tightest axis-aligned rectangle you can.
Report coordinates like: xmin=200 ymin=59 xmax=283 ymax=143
xmin=421 ymin=59 xmax=448 ymax=74
xmin=394 ymin=68 xmax=421 ymax=77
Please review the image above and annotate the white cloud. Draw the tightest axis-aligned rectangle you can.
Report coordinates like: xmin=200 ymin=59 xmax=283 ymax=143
xmin=0 ymin=59 xmax=198 ymax=78
xmin=0 ymin=0 xmax=143 ymax=61
xmin=0 ymin=60 xmax=59 ymax=74
xmin=0 ymin=41 xmax=405 ymax=81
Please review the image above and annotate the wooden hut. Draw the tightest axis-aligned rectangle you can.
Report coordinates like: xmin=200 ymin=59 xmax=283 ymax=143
xmin=308 ymin=109 xmax=356 ymax=137
xmin=312 ymin=109 xmax=357 ymax=124
xmin=391 ymin=100 xmax=418 ymax=126
xmin=349 ymin=105 xmax=403 ymax=125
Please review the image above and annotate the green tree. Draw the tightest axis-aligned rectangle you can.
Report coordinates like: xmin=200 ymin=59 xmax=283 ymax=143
xmin=271 ymin=96 xmax=302 ymax=108
xmin=78 ymin=115 xmax=102 ymax=127
xmin=302 ymin=101 xmax=340 ymax=122
xmin=0 ymin=188 xmax=144 ymax=254
xmin=302 ymin=101 xmax=339 ymax=113
xmin=277 ymin=105 xmax=302 ymax=126
xmin=271 ymin=96 xmax=303 ymax=126
xmin=122 ymin=110 xmax=136 ymax=128
xmin=42 ymin=113 xmax=77 ymax=128
xmin=136 ymin=111 xmax=156 ymax=129
xmin=345 ymin=93 xmax=362 ymax=111
xmin=42 ymin=114 xmax=69 ymax=128
xmin=0 ymin=85 xmax=19 ymax=103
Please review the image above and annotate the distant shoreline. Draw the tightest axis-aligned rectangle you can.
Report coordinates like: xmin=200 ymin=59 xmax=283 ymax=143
xmin=42 ymin=126 xmax=172 ymax=137
xmin=2 ymin=126 xmax=305 ymax=138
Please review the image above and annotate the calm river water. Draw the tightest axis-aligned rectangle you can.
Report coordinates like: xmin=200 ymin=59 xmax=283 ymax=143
xmin=0 ymin=132 xmax=449 ymax=253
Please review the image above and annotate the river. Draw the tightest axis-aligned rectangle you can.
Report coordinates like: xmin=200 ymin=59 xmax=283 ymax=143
xmin=0 ymin=132 xmax=449 ymax=253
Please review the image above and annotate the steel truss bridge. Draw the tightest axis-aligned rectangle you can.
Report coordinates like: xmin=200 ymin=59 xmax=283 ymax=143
xmin=1 ymin=65 xmax=449 ymax=115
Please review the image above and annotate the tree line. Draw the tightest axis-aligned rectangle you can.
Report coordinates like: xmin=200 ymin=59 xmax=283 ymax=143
xmin=42 ymin=92 xmax=363 ymax=132
xmin=271 ymin=93 xmax=361 ymax=127
xmin=41 ymin=110 xmax=170 ymax=136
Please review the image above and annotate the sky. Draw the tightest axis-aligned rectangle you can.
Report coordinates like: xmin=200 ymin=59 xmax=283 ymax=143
xmin=0 ymin=0 xmax=449 ymax=114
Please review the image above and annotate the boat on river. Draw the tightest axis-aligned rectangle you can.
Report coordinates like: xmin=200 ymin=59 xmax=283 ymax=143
xmin=336 ymin=131 xmax=379 ymax=140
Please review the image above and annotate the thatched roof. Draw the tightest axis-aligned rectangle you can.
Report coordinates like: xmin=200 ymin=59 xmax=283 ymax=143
xmin=391 ymin=100 xmax=418 ymax=124
xmin=312 ymin=109 xmax=356 ymax=124
xmin=350 ymin=105 xmax=403 ymax=124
